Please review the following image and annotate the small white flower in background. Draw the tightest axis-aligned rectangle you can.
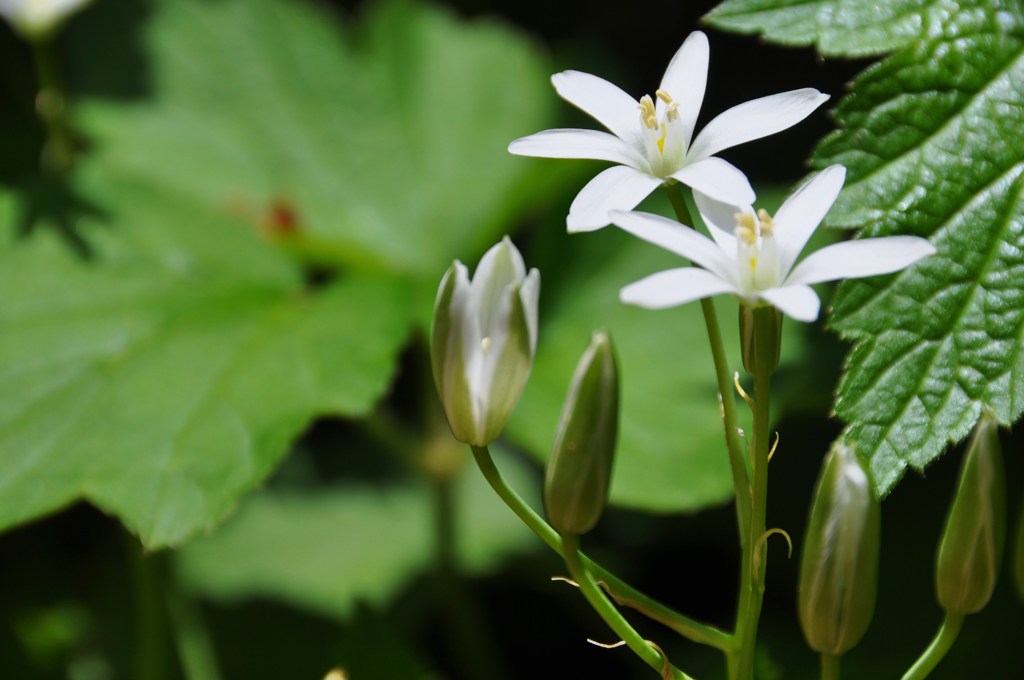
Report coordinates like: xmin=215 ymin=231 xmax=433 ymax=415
xmin=0 ymin=0 xmax=91 ymax=37
xmin=612 ymin=164 xmax=937 ymax=322
xmin=431 ymin=237 xmax=540 ymax=447
xmin=508 ymin=31 xmax=829 ymax=233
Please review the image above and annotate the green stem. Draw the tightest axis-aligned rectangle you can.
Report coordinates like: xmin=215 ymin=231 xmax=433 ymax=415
xmin=129 ymin=542 xmax=168 ymax=680
xmin=821 ymin=652 xmax=840 ymax=680
xmin=734 ymin=313 xmax=774 ymax=680
xmin=562 ymin=534 xmax=691 ymax=680
xmin=469 ymin=445 xmax=733 ymax=652
xmin=667 ymin=185 xmax=752 ymax=535
xmin=901 ymin=613 xmax=964 ymax=680
xmin=165 ymin=583 xmax=223 ymax=680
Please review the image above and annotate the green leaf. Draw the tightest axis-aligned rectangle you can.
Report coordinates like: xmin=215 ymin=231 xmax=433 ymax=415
xmin=711 ymin=0 xmax=1024 ymax=493
xmin=69 ymin=0 xmax=557 ymax=280
xmin=704 ymin=0 xmax=991 ymax=57
xmin=0 ymin=216 xmax=412 ymax=547
xmin=0 ymin=0 xmax=559 ymax=546
xmin=176 ymin=448 xmax=540 ymax=619
xmin=508 ymin=223 xmax=806 ymax=513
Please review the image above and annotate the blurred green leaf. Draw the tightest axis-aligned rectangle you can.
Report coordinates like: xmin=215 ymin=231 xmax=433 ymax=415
xmin=69 ymin=0 xmax=557 ymax=280
xmin=710 ymin=0 xmax=1024 ymax=494
xmin=0 ymin=0 xmax=559 ymax=547
xmin=509 ymin=222 xmax=805 ymax=513
xmin=176 ymin=448 xmax=540 ymax=618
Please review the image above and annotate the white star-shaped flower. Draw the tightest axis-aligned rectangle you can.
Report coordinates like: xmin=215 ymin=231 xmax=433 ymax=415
xmin=508 ymin=31 xmax=830 ymax=233
xmin=612 ymin=165 xmax=937 ymax=322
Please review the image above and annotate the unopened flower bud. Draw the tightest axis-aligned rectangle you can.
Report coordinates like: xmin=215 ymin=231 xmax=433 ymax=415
xmin=739 ymin=304 xmax=782 ymax=376
xmin=936 ymin=413 xmax=1005 ymax=615
xmin=431 ymin=237 xmax=539 ymax=447
xmin=798 ymin=442 xmax=880 ymax=656
xmin=544 ymin=331 xmax=619 ymax=536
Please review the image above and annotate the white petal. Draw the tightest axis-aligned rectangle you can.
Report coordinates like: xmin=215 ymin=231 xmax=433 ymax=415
xmin=693 ymin=190 xmax=747 ymax=259
xmin=608 ymin=209 xmax=736 ymax=284
xmin=687 ymin=88 xmax=830 ymax=162
xmin=567 ymin=166 xmax=664 ymax=232
xmin=519 ymin=268 xmax=541 ymax=353
xmin=508 ymin=129 xmax=646 ymax=169
xmin=785 ymin=235 xmax=936 ymax=286
xmin=470 ymin=237 xmax=526 ymax=336
xmin=551 ymin=70 xmax=643 ymax=148
xmin=759 ymin=285 xmax=821 ymax=322
xmin=774 ymin=165 xmax=846 ymax=275
xmin=621 ymin=267 xmax=735 ymax=309
xmin=670 ymin=157 xmax=755 ymax=206
xmin=658 ymin=31 xmax=708 ymax=149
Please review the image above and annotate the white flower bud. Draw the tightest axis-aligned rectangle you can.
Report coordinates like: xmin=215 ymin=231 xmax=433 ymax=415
xmin=431 ymin=237 xmax=539 ymax=447
xmin=0 ymin=0 xmax=91 ymax=38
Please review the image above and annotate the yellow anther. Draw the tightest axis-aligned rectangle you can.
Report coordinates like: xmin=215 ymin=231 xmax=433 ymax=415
xmin=735 ymin=211 xmax=757 ymax=232
xmin=638 ymin=95 xmax=658 ymax=129
xmin=757 ymin=208 xmax=775 ymax=237
xmin=481 ymin=336 xmax=492 ymax=353
xmin=665 ymin=101 xmax=679 ymax=122
xmin=655 ymin=89 xmax=673 ymax=104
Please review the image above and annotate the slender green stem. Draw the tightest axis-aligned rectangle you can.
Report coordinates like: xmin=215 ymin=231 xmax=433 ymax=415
xmin=562 ymin=534 xmax=691 ymax=680
xmin=901 ymin=613 xmax=965 ymax=680
xmin=821 ymin=652 xmax=840 ymax=680
xmin=165 ymin=582 xmax=223 ymax=680
xmin=128 ymin=542 xmax=168 ymax=680
xmin=469 ymin=445 xmax=733 ymax=652
xmin=667 ymin=185 xmax=752 ymax=535
xmin=734 ymin=314 xmax=774 ymax=680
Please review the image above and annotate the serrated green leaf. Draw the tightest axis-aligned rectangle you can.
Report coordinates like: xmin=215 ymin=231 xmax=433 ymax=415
xmin=709 ymin=0 xmax=1024 ymax=493
xmin=176 ymin=448 xmax=540 ymax=619
xmin=507 ymin=222 xmax=806 ymax=513
xmin=704 ymin=0 xmax=997 ymax=58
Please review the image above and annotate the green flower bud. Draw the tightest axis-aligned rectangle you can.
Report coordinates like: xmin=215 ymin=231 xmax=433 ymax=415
xmin=544 ymin=331 xmax=619 ymax=536
xmin=739 ymin=304 xmax=782 ymax=376
xmin=798 ymin=442 xmax=880 ymax=656
xmin=936 ymin=413 xmax=1006 ymax=614
xmin=431 ymin=237 xmax=539 ymax=447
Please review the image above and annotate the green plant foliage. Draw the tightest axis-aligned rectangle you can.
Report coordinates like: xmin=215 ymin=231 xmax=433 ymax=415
xmin=176 ymin=448 xmax=540 ymax=619
xmin=708 ymin=0 xmax=1024 ymax=494
xmin=705 ymin=0 xmax=982 ymax=57
xmin=0 ymin=0 xmax=557 ymax=547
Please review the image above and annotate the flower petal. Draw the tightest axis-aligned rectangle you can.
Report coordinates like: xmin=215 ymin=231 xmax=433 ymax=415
xmin=508 ymin=129 xmax=647 ymax=169
xmin=551 ymin=70 xmax=644 ymax=148
xmin=694 ymin=190 xmax=747 ymax=259
xmin=773 ymin=165 xmax=846 ymax=275
xmin=609 ymin=209 xmax=736 ymax=284
xmin=784 ymin=235 xmax=936 ymax=286
xmin=620 ymin=267 xmax=735 ymax=309
xmin=759 ymin=285 xmax=821 ymax=322
xmin=670 ymin=156 xmax=755 ymax=206
xmin=687 ymin=88 xmax=830 ymax=162
xmin=567 ymin=166 xmax=664 ymax=232
xmin=658 ymin=31 xmax=708 ymax=149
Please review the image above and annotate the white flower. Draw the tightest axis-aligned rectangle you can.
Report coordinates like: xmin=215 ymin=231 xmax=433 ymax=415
xmin=508 ymin=31 xmax=830 ymax=233
xmin=612 ymin=165 xmax=937 ymax=322
xmin=0 ymin=0 xmax=91 ymax=37
xmin=431 ymin=237 xmax=540 ymax=446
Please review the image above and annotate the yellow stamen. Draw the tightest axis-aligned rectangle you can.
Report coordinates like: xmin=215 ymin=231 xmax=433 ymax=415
xmin=735 ymin=211 xmax=757 ymax=232
xmin=750 ymin=256 xmax=758 ymax=271
xmin=657 ymin=133 xmax=665 ymax=154
xmin=735 ymin=225 xmax=757 ymax=245
xmin=481 ymin=336 xmax=491 ymax=353
xmin=665 ymin=101 xmax=679 ymax=122
xmin=638 ymin=95 xmax=658 ymax=130
xmin=655 ymin=89 xmax=673 ymax=104
xmin=757 ymin=208 xmax=775 ymax=237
